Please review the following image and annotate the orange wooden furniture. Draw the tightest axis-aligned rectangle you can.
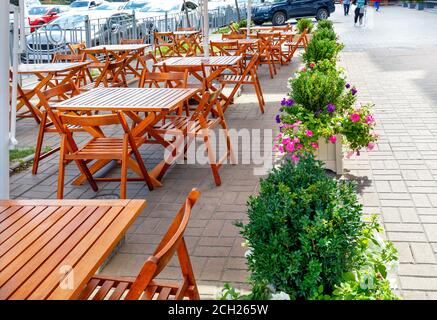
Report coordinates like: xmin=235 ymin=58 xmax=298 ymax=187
xmin=55 ymin=111 xmax=156 ymax=199
xmin=68 ymin=42 xmax=86 ymax=54
xmin=51 ymin=52 xmax=88 ymax=86
xmin=221 ymin=33 xmax=246 ymax=40
xmin=284 ymin=29 xmax=308 ymax=63
xmin=78 ymin=189 xmax=200 ymax=300
xmin=33 ymin=82 xmax=83 ymax=175
xmin=0 ymin=199 xmax=146 ymax=300
xmin=219 ymin=53 xmax=265 ymax=113
xmin=154 ymin=90 xmax=235 ymax=186
xmin=154 ymin=32 xmax=180 ymax=59
xmin=79 ymin=58 xmax=128 ymax=91
xmin=257 ymin=33 xmax=277 ymax=78
xmin=174 ymin=29 xmax=202 ymax=56
xmin=53 ymin=88 xmax=199 ymax=186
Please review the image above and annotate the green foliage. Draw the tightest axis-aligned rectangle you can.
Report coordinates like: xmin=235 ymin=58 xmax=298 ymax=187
xmin=9 ymin=147 xmax=51 ymax=162
xmin=312 ymin=28 xmax=337 ymax=42
xmin=297 ymin=18 xmax=314 ymax=34
xmin=289 ymin=61 xmax=345 ymax=113
xmin=317 ymin=19 xmax=334 ymax=31
xmin=237 ymin=157 xmax=365 ymax=299
xmin=302 ymin=38 xmax=344 ymax=65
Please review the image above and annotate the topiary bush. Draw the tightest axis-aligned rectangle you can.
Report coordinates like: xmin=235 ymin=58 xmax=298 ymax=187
xmin=302 ymin=38 xmax=344 ymax=65
xmin=296 ymin=18 xmax=314 ymax=33
xmin=237 ymin=157 xmax=366 ymax=299
xmin=317 ymin=19 xmax=334 ymax=30
xmin=312 ymin=28 xmax=337 ymax=42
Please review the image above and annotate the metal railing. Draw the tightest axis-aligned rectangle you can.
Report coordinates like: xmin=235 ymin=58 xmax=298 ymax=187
xmin=10 ymin=6 xmax=247 ymax=64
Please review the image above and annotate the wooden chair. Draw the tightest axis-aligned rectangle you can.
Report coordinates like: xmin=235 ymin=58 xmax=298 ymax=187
xmin=229 ymin=22 xmax=241 ymax=35
xmin=79 ymin=58 xmax=128 ymax=91
xmin=210 ymin=40 xmax=239 ymax=57
xmin=68 ymin=42 xmax=86 ymax=54
xmin=78 ymin=189 xmax=201 ymax=300
xmin=154 ymin=90 xmax=235 ymax=186
xmin=219 ymin=53 xmax=265 ymax=114
xmin=221 ymin=33 xmax=246 ymax=40
xmin=284 ymin=29 xmax=308 ymax=63
xmin=51 ymin=52 xmax=88 ymax=86
xmin=56 ymin=111 xmax=155 ymax=199
xmin=257 ymin=33 xmax=279 ymax=78
xmin=154 ymin=32 xmax=179 ymax=60
xmin=9 ymin=70 xmax=42 ymax=124
xmin=33 ymin=82 xmax=83 ymax=175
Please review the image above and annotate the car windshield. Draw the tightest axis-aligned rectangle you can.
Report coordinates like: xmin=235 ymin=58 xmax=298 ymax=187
xmin=124 ymin=2 xmax=147 ymax=10
xmin=95 ymin=4 xmax=114 ymax=10
xmin=139 ymin=4 xmax=179 ymax=12
xmin=44 ymin=15 xmax=86 ymax=30
xmin=70 ymin=1 xmax=89 ymax=8
xmin=28 ymin=7 xmax=49 ymax=15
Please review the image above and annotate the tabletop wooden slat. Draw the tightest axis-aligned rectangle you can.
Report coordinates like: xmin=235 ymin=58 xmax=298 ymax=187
xmin=17 ymin=62 xmax=90 ymax=74
xmin=53 ymin=87 xmax=199 ymax=112
xmin=83 ymin=44 xmax=151 ymax=52
xmin=155 ymin=56 xmax=243 ymax=67
xmin=0 ymin=199 xmax=146 ymax=300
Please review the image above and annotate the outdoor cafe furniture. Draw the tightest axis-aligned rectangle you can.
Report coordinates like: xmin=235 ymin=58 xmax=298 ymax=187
xmin=15 ymin=62 xmax=90 ymax=123
xmin=219 ymin=53 xmax=265 ymax=114
xmin=82 ymin=44 xmax=151 ymax=83
xmin=283 ymin=29 xmax=308 ymax=63
xmin=0 ymin=198 xmax=146 ymax=300
xmin=53 ymin=87 xmax=199 ymax=189
xmin=173 ymin=29 xmax=202 ymax=56
xmin=79 ymin=189 xmax=201 ymax=300
xmin=154 ymin=90 xmax=235 ymax=186
xmin=155 ymin=56 xmax=243 ymax=103
xmin=78 ymin=58 xmax=129 ymax=91
xmin=153 ymin=32 xmax=180 ymax=60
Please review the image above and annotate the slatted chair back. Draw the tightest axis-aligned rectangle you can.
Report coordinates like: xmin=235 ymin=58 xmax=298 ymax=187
xmin=221 ymin=33 xmax=246 ymax=40
xmin=120 ymin=38 xmax=144 ymax=44
xmin=272 ymin=24 xmax=292 ymax=32
xmin=125 ymin=189 xmax=201 ymax=300
xmin=162 ymin=63 xmax=208 ymax=91
xmin=68 ymin=42 xmax=86 ymax=54
xmin=229 ymin=22 xmax=241 ymax=34
xmin=154 ymin=32 xmax=179 ymax=58
xmin=189 ymin=89 xmax=221 ymax=123
xmin=210 ymin=40 xmax=239 ymax=56
xmin=139 ymin=69 xmax=188 ymax=89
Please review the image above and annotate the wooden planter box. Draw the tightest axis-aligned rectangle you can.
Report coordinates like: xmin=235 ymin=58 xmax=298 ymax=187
xmin=315 ymin=134 xmax=343 ymax=174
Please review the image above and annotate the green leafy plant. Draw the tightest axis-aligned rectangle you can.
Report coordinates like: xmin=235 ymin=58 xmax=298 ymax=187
xmin=296 ymin=18 xmax=314 ymax=34
xmin=237 ymin=157 xmax=366 ymax=299
xmin=312 ymin=28 xmax=337 ymax=42
xmin=302 ymin=38 xmax=344 ymax=65
xmin=317 ymin=19 xmax=334 ymax=31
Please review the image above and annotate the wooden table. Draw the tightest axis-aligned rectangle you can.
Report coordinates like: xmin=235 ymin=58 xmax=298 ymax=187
xmin=17 ymin=62 xmax=90 ymax=121
xmin=0 ymin=199 xmax=146 ymax=300
xmin=53 ymin=87 xmax=199 ymax=186
xmin=83 ymin=44 xmax=151 ymax=79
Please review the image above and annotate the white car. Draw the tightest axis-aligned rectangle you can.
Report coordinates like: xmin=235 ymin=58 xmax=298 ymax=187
xmin=69 ymin=0 xmax=105 ymax=11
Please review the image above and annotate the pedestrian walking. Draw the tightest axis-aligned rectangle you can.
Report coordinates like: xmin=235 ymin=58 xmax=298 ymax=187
xmin=343 ymin=0 xmax=351 ymax=16
xmin=353 ymin=0 xmax=367 ymax=26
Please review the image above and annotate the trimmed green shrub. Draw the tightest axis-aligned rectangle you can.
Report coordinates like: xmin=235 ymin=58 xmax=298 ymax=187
xmin=296 ymin=18 xmax=314 ymax=33
xmin=237 ymin=157 xmax=365 ymax=299
xmin=317 ymin=19 xmax=334 ymax=30
xmin=302 ymin=38 xmax=344 ymax=65
xmin=290 ymin=61 xmax=346 ymax=113
xmin=312 ymin=28 xmax=337 ymax=42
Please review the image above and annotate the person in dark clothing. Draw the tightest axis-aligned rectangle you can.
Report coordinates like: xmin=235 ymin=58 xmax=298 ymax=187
xmin=353 ymin=0 xmax=367 ymax=26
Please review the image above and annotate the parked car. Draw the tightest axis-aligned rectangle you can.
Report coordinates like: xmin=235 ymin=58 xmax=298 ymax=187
xmin=28 ymin=6 xmax=67 ymax=32
xmin=9 ymin=0 xmax=42 ymax=34
xmin=94 ymin=2 xmax=125 ymax=11
xmin=69 ymin=0 xmax=104 ymax=11
xmin=23 ymin=11 xmax=135 ymax=63
xmin=120 ymin=0 xmax=149 ymax=11
xmin=251 ymin=0 xmax=336 ymax=25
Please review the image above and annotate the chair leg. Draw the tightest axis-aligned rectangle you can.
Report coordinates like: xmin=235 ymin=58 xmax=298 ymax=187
xmin=203 ymin=132 xmax=221 ymax=186
xmin=120 ymin=140 xmax=128 ymax=199
xmin=253 ymin=81 xmax=265 ymax=114
xmin=32 ymin=111 xmax=48 ymax=175
xmin=220 ymin=121 xmax=237 ymax=165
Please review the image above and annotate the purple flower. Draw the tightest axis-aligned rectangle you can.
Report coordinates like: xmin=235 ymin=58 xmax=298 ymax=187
xmin=275 ymin=114 xmax=281 ymax=123
xmin=279 ymin=108 xmax=283 ymax=112
xmin=351 ymin=87 xmax=358 ymax=95
xmin=286 ymin=99 xmax=295 ymax=107
xmin=280 ymin=98 xmax=287 ymax=106
xmin=327 ymin=103 xmax=335 ymax=113
xmin=345 ymin=83 xmax=351 ymax=89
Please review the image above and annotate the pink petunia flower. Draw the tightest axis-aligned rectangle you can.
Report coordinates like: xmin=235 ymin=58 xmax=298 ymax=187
xmin=291 ymin=154 xmax=299 ymax=162
xmin=329 ymin=135 xmax=337 ymax=143
xmin=311 ymin=142 xmax=319 ymax=150
xmin=345 ymin=151 xmax=355 ymax=159
xmin=367 ymin=142 xmax=375 ymax=150
xmin=309 ymin=62 xmax=316 ymax=68
xmin=282 ymin=137 xmax=291 ymax=145
xmin=350 ymin=114 xmax=361 ymax=122
xmin=286 ymin=143 xmax=294 ymax=153
xmin=306 ymin=130 xmax=313 ymax=137
xmin=297 ymin=144 xmax=303 ymax=150
xmin=365 ymin=115 xmax=375 ymax=124
xmin=293 ymin=137 xmax=300 ymax=144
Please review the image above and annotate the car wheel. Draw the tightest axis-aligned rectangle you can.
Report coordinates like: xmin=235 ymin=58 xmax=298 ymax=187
xmin=272 ymin=11 xmax=286 ymax=26
xmin=316 ymin=8 xmax=329 ymax=20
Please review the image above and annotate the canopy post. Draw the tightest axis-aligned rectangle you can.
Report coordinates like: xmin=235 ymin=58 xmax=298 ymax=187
xmin=202 ymin=0 xmax=209 ymax=58
xmin=246 ymin=0 xmax=252 ymax=39
xmin=0 ymin=0 xmax=10 ymax=198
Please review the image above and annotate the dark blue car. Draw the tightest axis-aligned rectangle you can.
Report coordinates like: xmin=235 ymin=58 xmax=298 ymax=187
xmin=252 ymin=0 xmax=336 ymax=25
